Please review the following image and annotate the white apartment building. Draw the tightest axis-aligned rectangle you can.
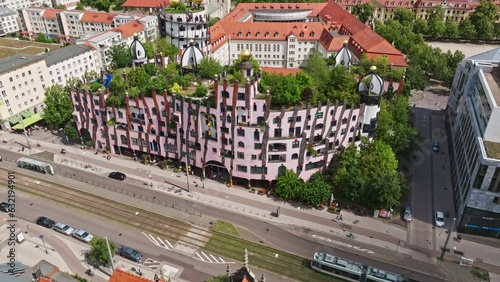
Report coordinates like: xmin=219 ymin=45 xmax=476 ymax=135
xmin=0 ymin=0 xmax=51 ymax=11
xmin=446 ymin=48 xmax=500 ymax=239
xmin=18 ymin=8 xmax=157 ymax=43
xmin=0 ymin=7 xmax=19 ymax=36
xmin=0 ymin=54 xmax=49 ymax=130
xmin=77 ymin=19 xmax=157 ymax=67
xmin=40 ymin=44 xmax=100 ymax=86
xmin=50 ymin=0 xmax=78 ymax=10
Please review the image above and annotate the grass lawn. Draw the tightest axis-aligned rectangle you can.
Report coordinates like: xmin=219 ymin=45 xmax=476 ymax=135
xmin=203 ymin=232 xmax=339 ymax=282
xmin=0 ymin=38 xmax=61 ymax=59
xmin=211 ymin=221 xmax=240 ymax=237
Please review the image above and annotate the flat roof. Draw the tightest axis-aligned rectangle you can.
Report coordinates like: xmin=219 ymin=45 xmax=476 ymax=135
xmin=483 ymin=66 xmax=500 ymax=107
xmin=39 ymin=44 xmax=94 ymax=66
xmin=0 ymin=54 xmax=44 ymax=75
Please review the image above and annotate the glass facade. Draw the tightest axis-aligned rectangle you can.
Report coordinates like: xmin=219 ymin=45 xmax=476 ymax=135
xmin=470 ymin=79 xmax=492 ymax=136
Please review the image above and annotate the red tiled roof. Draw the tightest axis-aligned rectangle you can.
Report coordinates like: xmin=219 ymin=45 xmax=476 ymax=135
xmin=113 ymin=20 xmax=144 ymax=38
xmin=122 ymin=0 xmax=170 ymax=8
xmin=222 ymin=22 xmax=325 ymax=42
xmin=221 ymin=3 xmax=328 ymax=23
xmin=261 ymin=67 xmax=302 ymax=76
xmin=109 ymin=269 xmax=166 ymax=282
xmin=81 ymin=11 xmax=116 ymax=24
xmin=41 ymin=8 xmax=64 ymax=19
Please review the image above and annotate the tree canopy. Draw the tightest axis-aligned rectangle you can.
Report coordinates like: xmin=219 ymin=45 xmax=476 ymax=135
xmin=110 ymin=45 xmax=131 ymax=69
xmin=43 ymin=85 xmax=73 ymax=128
xmin=198 ymin=58 xmax=223 ymax=79
xmin=88 ymin=237 xmax=116 ymax=266
xmin=352 ymin=3 xmax=374 ymax=23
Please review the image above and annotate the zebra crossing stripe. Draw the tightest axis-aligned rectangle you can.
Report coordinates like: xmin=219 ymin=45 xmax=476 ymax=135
xmin=209 ymin=254 xmax=219 ymax=263
xmin=142 ymin=232 xmax=159 ymax=245
xmin=194 ymin=252 xmax=203 ymax=260
xmin=157 ymin=237 xmax=168 ymax=249
xmin=200 ymin=251 xmax=212 ymax=262
xmin=164 ymin=238 xmax=174 ymax=249
xmin=218 ymin=257 xmax=225 ymax=263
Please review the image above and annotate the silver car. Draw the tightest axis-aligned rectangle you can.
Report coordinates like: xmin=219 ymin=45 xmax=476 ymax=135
xmin=435 ymin=211 xmax=445 ymax=228
xmin=53 ymin=222 xmax=74 ymax=235
xmin=72 ymin=229 xmax=94 ymax=243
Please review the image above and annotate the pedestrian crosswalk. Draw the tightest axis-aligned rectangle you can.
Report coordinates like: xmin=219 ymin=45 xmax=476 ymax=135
xmin=142 ymin=258 xmax=161 ymax=270
xmin=142 ymin=232 xmax=174 ymax=250
xmin=193 ymin=251 xmax=232 ymax=264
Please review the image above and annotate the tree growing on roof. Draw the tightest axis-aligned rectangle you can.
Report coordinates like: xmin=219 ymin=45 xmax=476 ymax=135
xmin=198 ymin=58 xmax=224 ymax=79
xmin=43 ymin=85 xmax=73 ymax=128
xmin=110 ymin=45 xmax=131 ymax=69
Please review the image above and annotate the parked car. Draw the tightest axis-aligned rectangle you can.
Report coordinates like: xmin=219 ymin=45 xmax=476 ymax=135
xmin=72 ymin=229 xmax=94 ymax=243
xmin=53 ymin=222 xmax=75 ymax=235
xmin=432 ymin=141 xmax=440 ymax=152
xmin=117 ymin=246 xmax=142 ymax=262
xmin=36 ymin=216 xmax=56 ymax=228
xmin=109 ymin=172 xmax=126 ymax=181
xmin=435 ymin=211 xmax=445 ymax=228
xmin=403 ymin=207 xmax=412 ymax=222
xmin=0 ymin=202 xmax=12 ymax=212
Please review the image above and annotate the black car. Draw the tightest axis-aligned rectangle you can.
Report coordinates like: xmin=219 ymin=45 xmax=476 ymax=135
xmin=0 ymin=202 xmax=12 ymax=212
xmin=36 ymin=216 xmax=56 ymax=228
xmin=432 ymin=141 xmax=440 ymax=152
xmin=109 ymin=172 xmax=126 ymax=181
xmin=117 ymin=246 xmax=142 ymax=262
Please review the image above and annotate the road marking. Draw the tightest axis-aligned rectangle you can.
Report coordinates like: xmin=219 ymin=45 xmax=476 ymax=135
xmin=194 ymin=252 xmax=203 ymax=260
xmin=219 ymin=257 xmax=225 ymax=263
xmin=209 ymin=254 xmax=218 ymax=263
xmin=143 ymin=258 xmax=161 ymax=270
xmin=162 ymin=238 xmax=174 ymax=249
xmin=142 ymin=233 xmax=173 ymax=250
xmin=312 ymin=234 xmax=375 ymax=254
xmin=142 ymin=232 xmax=159 ymax=245
xmin=200 ymin=251 xmax=212 ymax=262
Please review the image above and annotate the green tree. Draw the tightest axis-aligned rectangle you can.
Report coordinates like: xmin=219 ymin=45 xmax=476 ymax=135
xmin=444 ymin=21 xmax=459 ymax=38
xmin=426 ymin=6 xmax=445 ymax=38
xmin=75 ymin=2 xmax=85 ymax=9
xmin=295 ymin=72 xmax=313 ymax=91
xmin=43 ymin=85 xmax=73 ymax=128
xmin=275 ymin=169 xmax=304 ymax=200
xmin=148 ymin=76 xmax=167 ymax=94
xmin=404 ymin=65 xmax=426 ymax=90
xmin=299 ymin=173 xmax=331 ymax=207
xmin=155 ymin=38 xmax=179 ymax=61
xmin=494 ymin=22 xmax=500 ymax=38
xmin=110 ymin=45 xmax=131 ymax=69
xmin=205 ymin=275 xmax=229 ymax=282
xmin=393 ymin=8 xmax=415 ymax=27
xmin=271 ymin=75 xmax=301 ymax=107
xmin=54 ymin=4 xmax=66 ymax=9
xmin=169 ymin=83 xmax=182 ymax=94
xmin=412 ymin=18 xmax=428 ymax=35
xmin=128 ymin=67 xmax=149 ymax=90
xmin=64 ymin=122 xmax=79 ymax=141
xmin=351 ymin=3 xmax=374 ymax=23
xmin=106 ymin=72 xmax=127 ymax=107
xmin=88 ymin=237 xmax=115 ymax=266
xmin=194 ymin=85 xmax=208 ymax=97
xmin=198 ymin=58 xmax=223 ymax=79
xmin=143 ymin=41 xmax=155 ymax=59
xmin=326 ymin=66 xmax=358 ymax=104
xmin=458 ymin=18 xmax=476 ymax=39
xmin=35 ymin=33 xmax=51 ymax=43
xmin=304 ymin=52 xmax=330 ymax=100
xmin=469 ymin=0 xmax=498 ymax=39
xmin=143 ymin=63 xmax=158 ymax=76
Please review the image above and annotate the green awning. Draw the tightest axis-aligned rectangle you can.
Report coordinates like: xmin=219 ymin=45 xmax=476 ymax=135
xmin=12 ymin=113 xmax=43 ymax=130
xmin=21 ymin=110 xmax=34 ymax=119
xmin=8 ymin=116 xmax=19 ymax=125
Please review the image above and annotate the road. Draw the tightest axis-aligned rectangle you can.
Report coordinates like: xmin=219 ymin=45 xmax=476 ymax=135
xmin=0 ymin=148 xmax=448 ymax=282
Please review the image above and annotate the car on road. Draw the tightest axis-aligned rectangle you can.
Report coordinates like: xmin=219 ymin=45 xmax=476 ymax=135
xmin=0 ymin=202 xmax=12 ymax=212
xmin=36 ymin=216 xmax=56 ymax=228
xmin=117 ymin=246 xmax=142 ymax=262
xmin=432 ymin=141 xmax=440 ymax=152
xmin=109 ymin=172 xmax=126 ymax=181
xmin=403 ymin=207 xmax=412 ymax=222
xmin=53 ymin=222 xmax=75 ymax=235
xmin=435 ymin=211 xmax=445 ymax=228
xmin=72 ymin=229 xmax=94 ymax=243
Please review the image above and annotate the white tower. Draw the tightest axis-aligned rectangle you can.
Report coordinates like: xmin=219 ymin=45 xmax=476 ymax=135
xmin=358 ymin=66 xmax=384 ymax=141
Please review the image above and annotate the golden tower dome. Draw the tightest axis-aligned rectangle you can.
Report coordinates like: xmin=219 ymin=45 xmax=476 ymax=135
xmin=240 ymin=49 xmax=251 ymax=60
xmin=370 ymin=66 xmax=377 ymax=72
xmin=170 ymin=0 xmax=180 ymax=6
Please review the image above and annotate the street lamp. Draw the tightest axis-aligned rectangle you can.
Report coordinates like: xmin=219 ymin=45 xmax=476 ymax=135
xmin=18 ymin=115 xmax=31 ymax=153
xmin=439 ymin=217 xmax=456 ymax=260
xmin=106 ymin=211 xmax=139 ymax=271
xmin=59 ymin=128 xmax=69 ymax=145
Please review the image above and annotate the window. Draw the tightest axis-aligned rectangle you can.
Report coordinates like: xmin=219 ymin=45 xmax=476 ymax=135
xmin=1 ymin=90 xmax=5 ymax=97
xmin=237 ymin=128 xmax=245 ymax=136
xmin=237 ymin=165 xmax=247 ymax=172
xmin=291 ymin=153 xmax=298 ymax=159
xmin=254 ymin=143 xmax=262 ymax=149
xmin=238 ymin=141 xmax=245 ymax=148
xmin=237 ymin=152 xmax=244 ymax=159
xmin=292 ymin=140 xmax=300 ymax=148
xmin=474 ymin=165 xmax=488 ymax=189
xmin=251 ymin=166 xmax=268 ymax=174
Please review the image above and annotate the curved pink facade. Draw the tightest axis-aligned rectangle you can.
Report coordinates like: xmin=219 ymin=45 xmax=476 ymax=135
xmin=71 ymin=73 xmax=373 ymax=185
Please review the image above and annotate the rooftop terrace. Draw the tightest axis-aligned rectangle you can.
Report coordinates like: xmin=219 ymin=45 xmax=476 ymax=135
xmin=483 ymin=66 xmax=500 ymax=107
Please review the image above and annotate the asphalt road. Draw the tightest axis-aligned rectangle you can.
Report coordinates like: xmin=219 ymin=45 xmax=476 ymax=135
xmin=0 ymin=148 xmax=447 ymax=282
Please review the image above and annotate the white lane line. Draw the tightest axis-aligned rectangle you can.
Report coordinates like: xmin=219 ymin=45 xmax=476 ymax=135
xmin=148 ymin=235 xmax=159 ymax=245
xmin=157 ymin=237 xmax=168 ymax=249
xmin=142 ymin=232 xmax=159 ymax=245
xmin=194 ymin=252 xmax=203 ymax=260
xmin=200 ymin=251 xmax=212 ymax=262
xmin=209 ymin=254 xmax=219 ymax=263
xmin=218 ymin=257 xmax=226 ymax=263
xmin=164 ymin=238 xmax=174 ymax=249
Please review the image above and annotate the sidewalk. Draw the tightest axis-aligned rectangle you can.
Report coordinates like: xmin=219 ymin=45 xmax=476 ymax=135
xmin=2 ymin=131 xmax=500 ymax=272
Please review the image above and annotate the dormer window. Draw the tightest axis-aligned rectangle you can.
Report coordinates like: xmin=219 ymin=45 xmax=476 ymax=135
xmin=265 ymin=32 xmax=270 ymax=37
xmin=309 ymin=32 xmax=315 ymax=37
xmin=300 ymin=32 xmax=305 ymax=37
xmin=237 ymin=32 xmax=242 ymax=37
xmin=256 ymin=32 xmax=260 ymax=37
xmin=274 ymin=32 xmax=279 ymax=37
xmin=247 ymin=32 xmax=251 ymax=37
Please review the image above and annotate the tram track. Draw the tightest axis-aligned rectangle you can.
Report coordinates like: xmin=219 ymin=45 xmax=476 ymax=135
xmin=0 ymin=168 xmax=212 ymax=246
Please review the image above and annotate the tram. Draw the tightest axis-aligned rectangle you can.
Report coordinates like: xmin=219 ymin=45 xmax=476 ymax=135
xmin=311 ymin=252 xmax=408 ymax=282
xmin=17 ymin=157 xmax=55 ymax=175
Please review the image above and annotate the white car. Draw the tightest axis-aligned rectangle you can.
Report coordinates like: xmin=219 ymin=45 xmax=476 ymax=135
xmin=72 ymin=229 xmax=94 ymax=243
xmin=53 ymin=222 xmax=74 ymax=235
xmin=435 ymin=211 xmax=445 ymax=228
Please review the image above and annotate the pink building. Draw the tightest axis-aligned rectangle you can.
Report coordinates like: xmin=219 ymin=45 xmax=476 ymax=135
xmin=70 ymin=54 xmax=395 ymax=187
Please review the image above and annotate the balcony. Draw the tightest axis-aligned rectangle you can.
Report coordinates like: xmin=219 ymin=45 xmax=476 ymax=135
xmin=268 ymin=143 xmax=287 ymax=152
xmin=268 ymin=154 xmax=286 ymax=163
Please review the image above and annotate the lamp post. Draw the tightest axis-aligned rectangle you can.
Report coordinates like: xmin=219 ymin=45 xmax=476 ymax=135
xmin=439 ymin=217 xmax=456 ymax=260
xmin=106 ymin=211 xmax=139 ymax=271
xmin=59 ymin=128 xmax=69 ymax=145
xmin=18 ymin=115 xmax=31 ymax=153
